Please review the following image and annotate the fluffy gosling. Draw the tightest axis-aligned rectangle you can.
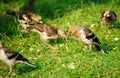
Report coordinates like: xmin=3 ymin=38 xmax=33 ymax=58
xmin=67 ymin=26 xmax=104 ymax=53
xmin=6 ymin=11 xmax=42 ymax=31
xmin=26 ymin=23 xmax=67 ymax=42
xmin=0 ymin=41 xmax=36 ymax=78
xmin=101 ymin=9 xmax=117 ymax=25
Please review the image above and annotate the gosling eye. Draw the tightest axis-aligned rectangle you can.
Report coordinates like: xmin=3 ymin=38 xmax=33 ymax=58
xmin=69 ymin=31 xmax=73 ymax=34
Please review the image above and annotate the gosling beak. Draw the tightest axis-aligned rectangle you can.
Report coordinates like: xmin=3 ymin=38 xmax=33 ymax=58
xmin=65 ymin=33 xmax=71 ymax=41
xmin=65 ymin=35 xmax=68 ymax=41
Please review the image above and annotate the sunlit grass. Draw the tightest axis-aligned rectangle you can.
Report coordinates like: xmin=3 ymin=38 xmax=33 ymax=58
xmin=0 ymin=0 xmax=120 ymax=78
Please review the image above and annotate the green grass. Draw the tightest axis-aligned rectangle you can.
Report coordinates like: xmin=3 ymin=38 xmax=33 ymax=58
xmin=0 ymin=0 xmax=120 ymax=78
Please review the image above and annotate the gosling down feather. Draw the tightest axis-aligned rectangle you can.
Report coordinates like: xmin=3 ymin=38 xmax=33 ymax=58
xmin=68 ymin=26 xmax=104 ymax=53
xmin=26 ymin=23 xmax=67 ymax=42
xmin=101 ymin=9 xmax=117 ymax=25
xmin=0 ymin=41 xmax=36 ymax=78
xmin=6 ymin=11 xmax=42 ymax=31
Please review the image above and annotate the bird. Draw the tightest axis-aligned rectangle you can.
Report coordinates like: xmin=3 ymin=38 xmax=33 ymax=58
xmin=0 ymin=41 xmax=36 ymax=78
xmin=26 ymin=23 xmax=67 ymax=42
xmin=6 ymin=11 xmax=43 ymax=31
xmin=101 ymin=9 xmax=117 ymax=25
xmin=67 ymin=26 xmax=104 ymax=53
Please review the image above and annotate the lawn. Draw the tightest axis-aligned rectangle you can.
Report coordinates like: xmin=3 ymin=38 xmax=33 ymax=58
xmin=0 ymin=0 xmax=120 ymax=78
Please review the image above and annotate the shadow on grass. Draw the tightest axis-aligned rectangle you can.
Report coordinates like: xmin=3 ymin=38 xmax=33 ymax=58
xmin=113 ymin=22 xmax=120 ymax=29
xmin=106 ymin=22 xmax=120 ymax=29
xmin=32 ymin=0 xmax=113 ymax=20
xmin=1 ymin=0 xmax=113 ymax=19
xmin=48 ymin=38 xmax=67 ymax=45
xmin=17 ymin=63 xmax=40 ymax=75
xmin=0 ymin=14 xmax=22 ymax=39
xmin=102 ymin=43 xmax=115 ymax=53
